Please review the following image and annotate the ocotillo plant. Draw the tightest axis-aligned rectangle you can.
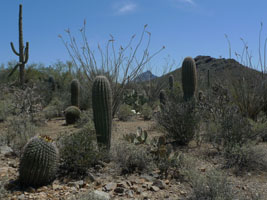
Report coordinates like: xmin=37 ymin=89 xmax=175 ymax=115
xmin=169 ymin=75 xmax=174 ymax=90
xmin=71 ymin=79 xmax=80 ymax=107
xmin=9 ymin=4 xmax=29 ymax=87
xmin=92 ymin=76 xmax=112 ymax=150
xmin=181 ymin=57 xmax=197 ymax=101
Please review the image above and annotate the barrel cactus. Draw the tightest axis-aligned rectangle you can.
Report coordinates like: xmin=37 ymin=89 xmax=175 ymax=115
xmin=71 ymin=79 xmax=80 ymax=107
xmin=92 ymin=76 xmax=112 ymax=150
xmin=64 ymin=106 xmax=81 ymax=124
xmin=19 ymin=135 xmax=59 ymax=187
xmin=181 ymin=57 xmax=197 ymax=101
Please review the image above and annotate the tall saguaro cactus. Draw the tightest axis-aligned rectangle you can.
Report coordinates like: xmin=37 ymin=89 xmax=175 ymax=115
xmin=92 ymin=76 xmax=112 ymax=150
xmin=9 ymin=4 xmax=29 ymax=87
xmin=169 ymin=75 xmax=174 ymax=90
xmin=181 ymin=57 xmax=197 ymax=101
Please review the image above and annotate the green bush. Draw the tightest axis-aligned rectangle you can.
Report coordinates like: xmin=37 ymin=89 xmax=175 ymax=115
xmin=64 ymin=106 xmax=81 ymax=124
xmin=117 ymin=104 xmax=133 ymax=121
xmin=57 ymin=122 xmax=100 ymax=178
xmin=156 ymin=97 xmax=200 ymax=145
xmin=141 ymin=103 xmax=153 ymax=120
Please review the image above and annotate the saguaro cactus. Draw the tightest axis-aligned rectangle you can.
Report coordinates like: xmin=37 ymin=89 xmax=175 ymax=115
xmin=71 ymin=79 xmax=80 ymax=107
xmin=169 ymin=75 xmax=174 ymax=90
xmin=9 ymin=4 xmax=29 ymax=87
xmin=181 ymin=57 xmax=197 ymax=101
xmin=159 ymin=90 xmax=166 ymax=105
xmin=92 ymin=76 xmax=112 ymax=150
xmin=19 ymin=135 xmax=59 ymax=187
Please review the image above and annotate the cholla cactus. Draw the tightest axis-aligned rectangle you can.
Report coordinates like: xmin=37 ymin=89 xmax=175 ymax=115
xmin=19 ymin=135 xmax=59 ymax=187
xmin=71 ymin=79 xmax=80 ymax=107
xmin=181 ymin=57 xmax=197 ymax=101
xmin=92 ymin=76 xmax=112 ymax=150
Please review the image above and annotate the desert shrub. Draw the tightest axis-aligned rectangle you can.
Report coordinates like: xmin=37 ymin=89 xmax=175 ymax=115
xmin=0 ymin=99 xmax=12 ymax=122
xmin=5 ymin=115 xmax=37 ymax=155
xmin=224 ymin=143 xmax=267 ymax=173
xmin=76 ymin=109 xmax=94 ymax=128
xmin=156 ymin=97 xmax=200 ymax=145
xmin=111 ymin=141 xmax=154 ymax=174
xmin=117 ymin=104 xmax=133 ymax=121
xmin=141 ymin=103 xmax=153 ymax=120
xmin=188 ymin=170 xmax=235 ymax=200
xmin=64 ymin=106 xmax=81 ymax=124
xmin=57 ymin=122 xmax=101 ymax=178
xmin=43 ymin=97 xmax=65 ymax=119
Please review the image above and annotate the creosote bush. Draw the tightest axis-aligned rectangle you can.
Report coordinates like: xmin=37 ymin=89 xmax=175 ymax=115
xmin=141 ymin=103 xmax=153 ymax=120
xmin=156 ymin=97 xmax=200 ymax=145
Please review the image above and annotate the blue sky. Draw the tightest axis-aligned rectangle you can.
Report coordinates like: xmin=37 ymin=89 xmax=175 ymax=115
xmin=0 ymin=0 xmax=267 ymax=75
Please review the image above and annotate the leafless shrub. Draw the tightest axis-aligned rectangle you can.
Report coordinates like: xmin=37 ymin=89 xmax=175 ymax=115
xmin=59 ymin=22 xmax=164 ymax=117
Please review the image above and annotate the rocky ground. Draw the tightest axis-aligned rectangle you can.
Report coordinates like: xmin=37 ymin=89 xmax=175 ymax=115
xmin=1 ymin=117 xmax=267 ymax=200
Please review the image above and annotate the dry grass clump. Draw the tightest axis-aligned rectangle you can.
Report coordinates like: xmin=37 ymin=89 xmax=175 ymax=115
xmin=110 ymin=141 xmax=154 ymax=174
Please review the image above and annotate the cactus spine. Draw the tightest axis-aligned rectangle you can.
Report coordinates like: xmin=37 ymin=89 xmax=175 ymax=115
xmin=19 ymin=135 xmax=59 ymax=187
xmin=169 ymin=75 xmax=174 ymax=90
xmin=181 ymin=57 xmax=197 ymax=101
xmin=71 ymin=79 xmax=80 ymax=107
xmin=92 ymin=76 xmax=112 ymax=150
xmin=9 ymin=4 xmax=29 ymax=87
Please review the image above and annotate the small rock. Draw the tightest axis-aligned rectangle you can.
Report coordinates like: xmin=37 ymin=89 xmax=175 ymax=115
xmin=114 ymin=187 xmax=124 ymax=194
xmin=103 ymin=182 xmax=117 ymax=191
xmin=151 ymin=185 xmax=160 ymax=192
xmin=18 ymin=194 xmax=25 ymax=200
xmin=153 ymin=180 xmax=166 ymax=189
xmin=0 ymin=145 xmax=14 ymax=156
xmin=93 ymin=190 xmax=110 ymax=200
xmin=180 ymin=190 xmax=187 ymax=195
xmin=117 ymin=181 xmax=128 ymax=188
xmin=126 ymin=189 xmax=134 ymax=197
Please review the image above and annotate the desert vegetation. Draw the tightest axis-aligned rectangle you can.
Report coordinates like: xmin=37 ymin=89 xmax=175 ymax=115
xmin=1 ymin=4 xmax=267 ymax=200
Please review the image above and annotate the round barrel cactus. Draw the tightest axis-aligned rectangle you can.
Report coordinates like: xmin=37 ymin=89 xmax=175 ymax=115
xmin=92 ymin=76 xmax=112 ymax=150
xmin=64 ymin=106 xmax=81 ymax=124
xmin=71 ymin=79 xmax=80 ymax=107
xmin=181 ymin=57 xmax=197 ymax=101
xmin=19 ymin=135 xmax=59 ymax=187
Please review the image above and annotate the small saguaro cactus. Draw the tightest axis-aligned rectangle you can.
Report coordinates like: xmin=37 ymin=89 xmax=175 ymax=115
xmin=159 ymin=90 xmax=166 ymax=105
xmin=64 ymin=106 xmax=81 ymax=124
xmin=181 ymin=57 xmax=197 ymax=101
xmin=48 ymin=76 xmax=56 ymax=91
xmin=71 ymin=79 xmax=80 ymax=107
xmin=9 ymin=4 xmax=29 ymax=87
xmin=169 ymin=75 xmax=174 ymax=90
xmin=92 ymin=76 xmax=112 ymax=150
xmin=19 ymin=135 xmax=59 ymax=187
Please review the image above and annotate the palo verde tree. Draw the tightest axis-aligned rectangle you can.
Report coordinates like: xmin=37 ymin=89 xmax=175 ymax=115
xmin=59 ymin=22 xmax=164 ymax=117
xmin=9 ymin=4 xmax=29 ymax=87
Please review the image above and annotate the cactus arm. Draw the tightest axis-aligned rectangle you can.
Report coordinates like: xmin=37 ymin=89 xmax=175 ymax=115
xmin=8 ymin=63 xmax=21 ymax=77
xmin=10 ymin=42 xmax=20 ymax=56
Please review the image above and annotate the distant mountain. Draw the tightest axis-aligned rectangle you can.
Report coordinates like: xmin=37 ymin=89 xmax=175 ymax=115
xmin=134 ymin=70 xmax=158 ymax=82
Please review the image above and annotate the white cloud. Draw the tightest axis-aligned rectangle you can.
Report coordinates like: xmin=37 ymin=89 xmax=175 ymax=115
xmin=176 ymin=0 xmax=196 ymax=6
xmin=114 ymin=2 xmax=137 ymax=15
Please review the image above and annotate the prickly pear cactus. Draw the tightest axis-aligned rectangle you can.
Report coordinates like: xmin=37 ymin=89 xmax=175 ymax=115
xmin=71 ymin=79 xmax=80 ymax=107
xmin=92 ymin=76 xmax=112 ymax=150
xmin=19 ymin=135 xmax=59 ymax=187
xmin=181 ymin=57 xmax=197 ymax=101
